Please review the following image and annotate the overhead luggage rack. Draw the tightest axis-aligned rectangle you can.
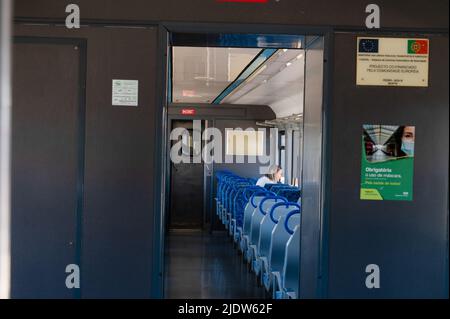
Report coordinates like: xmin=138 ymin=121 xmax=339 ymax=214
xmin=257 ymin=114 xmax=303 ymax=129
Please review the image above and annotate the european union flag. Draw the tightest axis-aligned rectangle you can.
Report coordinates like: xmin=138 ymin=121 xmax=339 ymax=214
xmin=359 ymin=39 xmax=379 ymax=53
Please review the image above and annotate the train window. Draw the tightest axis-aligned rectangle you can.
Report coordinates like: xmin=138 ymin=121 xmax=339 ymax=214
xmin=279 ymin=130 xmax=286 ymax=170
xmin=225 ymin=129 xmax=264 ymax=156
xmin=291 ymin=129 xmax=302 ymax=186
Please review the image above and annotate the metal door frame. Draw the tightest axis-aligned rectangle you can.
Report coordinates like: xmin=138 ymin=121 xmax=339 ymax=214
xmin=152 ymin=22 xmax=333 ymax=299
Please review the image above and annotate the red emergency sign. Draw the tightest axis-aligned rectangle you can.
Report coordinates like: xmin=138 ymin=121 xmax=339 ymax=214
xmin=181 ymin=109 xmax=196 ymax=115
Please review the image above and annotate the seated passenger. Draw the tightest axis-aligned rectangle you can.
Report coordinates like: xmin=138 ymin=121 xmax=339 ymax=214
xmin=256 ymin=165 xmax=283 ymax=187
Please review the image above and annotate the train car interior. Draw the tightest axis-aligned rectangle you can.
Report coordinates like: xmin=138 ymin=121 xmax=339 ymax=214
xmin=1 ymin=0 xmax=448 ymax=302
xmin=164 ymin=33 xmax=323 ymax=299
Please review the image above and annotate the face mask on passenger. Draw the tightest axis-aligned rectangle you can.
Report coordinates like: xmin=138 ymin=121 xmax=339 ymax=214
xmin=401 ymin=139 xmax=414 ymax=156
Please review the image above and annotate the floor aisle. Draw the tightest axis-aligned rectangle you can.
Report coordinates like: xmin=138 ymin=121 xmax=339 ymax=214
xmin=164 ymin=230 xmax=266 ymax=299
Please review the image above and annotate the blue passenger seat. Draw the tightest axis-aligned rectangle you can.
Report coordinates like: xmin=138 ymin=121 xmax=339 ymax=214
xmin=270 ymin=209 xmax=300 ymax=298
xmin=279 ymin=225 xmax=300 ymax=299
xmin=246 ymin=195 xmax=286 ymax=265
xmin=263 ymin=208 xmax=300 ymax=294
xmin=255 ymin=202 xmax=300 ymax=279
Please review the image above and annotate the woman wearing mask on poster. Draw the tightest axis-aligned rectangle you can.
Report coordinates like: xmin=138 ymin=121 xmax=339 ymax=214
xmin=398 ymin=126 xmax=415 ymax=157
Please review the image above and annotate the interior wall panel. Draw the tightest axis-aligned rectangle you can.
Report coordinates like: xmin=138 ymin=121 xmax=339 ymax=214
xmin=328 ymin=33 xmax=449 ymax=298
xmin=13 ymin=25 xmax=158 ymax=298
xmin=11 ymin=40 xmax=82 ymax=299
xmin=13 ymin=0 xmax=448 ymax=30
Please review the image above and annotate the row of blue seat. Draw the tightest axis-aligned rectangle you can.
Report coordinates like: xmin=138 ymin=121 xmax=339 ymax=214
xmin=215 ymin=170 xmax=302 ymax=299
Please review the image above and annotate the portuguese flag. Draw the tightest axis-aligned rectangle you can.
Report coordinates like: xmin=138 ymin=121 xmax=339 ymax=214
xmin=408 ymin=39 xmax=428 ymax=54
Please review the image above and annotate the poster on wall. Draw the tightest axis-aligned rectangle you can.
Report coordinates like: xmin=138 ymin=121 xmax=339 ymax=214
xmin=360 ymin=125 xmax=415 ymax=201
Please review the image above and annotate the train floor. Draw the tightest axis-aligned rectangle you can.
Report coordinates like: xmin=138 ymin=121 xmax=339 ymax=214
xmin=164 ymin=229 xmax=266 ymax=299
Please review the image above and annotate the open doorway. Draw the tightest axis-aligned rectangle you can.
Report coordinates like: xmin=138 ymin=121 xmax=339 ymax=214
xmin=162 ymin=31 xmax=325 ymax=299
xmin=169 ymin=120 xmax=205 ymax=230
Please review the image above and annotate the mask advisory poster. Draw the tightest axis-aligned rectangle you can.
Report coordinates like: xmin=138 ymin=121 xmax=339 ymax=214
xmin=360 ymin=125 xmax=415 ymax=201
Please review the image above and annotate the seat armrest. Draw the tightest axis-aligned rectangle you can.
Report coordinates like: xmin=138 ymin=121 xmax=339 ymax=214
xmin=247 ymin=244 xmax=257 ymax=263
xmin=260 ymin=257 xmax=268 ymax=273
xmin=271 ymin=271 xmax=283 ymax=299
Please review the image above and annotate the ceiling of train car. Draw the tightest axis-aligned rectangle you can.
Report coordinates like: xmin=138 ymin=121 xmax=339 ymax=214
xmin=221 ymin=49 xmax=304 ymax=118
xmin=172 ymin=47 xmax=305 ymax=118
xmin=172 ymin=47 xmax=261 ymax=104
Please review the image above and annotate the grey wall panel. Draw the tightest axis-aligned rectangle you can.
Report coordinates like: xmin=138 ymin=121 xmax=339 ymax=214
xmin=81 ymin=27 xmax=157 ymax=299
xmin=13 ymin=0 xmax=448 ymax=30
xmin=328 ymin=33 xmax=449 ymax=298
xmin=11 ymin=41 xmax=81 ymax=298
xmin=299 ymin=36 xmax=324 ymax=298
xmin=13 ymin=25 xmax=158 ymax=298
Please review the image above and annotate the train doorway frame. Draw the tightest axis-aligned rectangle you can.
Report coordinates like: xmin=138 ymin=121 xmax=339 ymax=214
xmin=152 ymin=22 xmax=333 ymax=299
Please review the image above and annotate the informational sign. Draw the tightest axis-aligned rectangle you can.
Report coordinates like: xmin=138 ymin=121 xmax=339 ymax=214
xmin=356 ymin=37 xmax=429 ymax=87
xmin=360 ymin=124 xmax=415 ymax=201
xmin=112 ymin=79 xmax=138 ymax=106
xmin=181 ymin=109 xmax=196 ymax=115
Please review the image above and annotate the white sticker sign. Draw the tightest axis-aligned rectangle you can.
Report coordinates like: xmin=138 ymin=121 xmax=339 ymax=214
xmin=356 ymin=37 xmax=429 ymax=87
xmin=112 ymin=79 xmax=138 ymax=106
